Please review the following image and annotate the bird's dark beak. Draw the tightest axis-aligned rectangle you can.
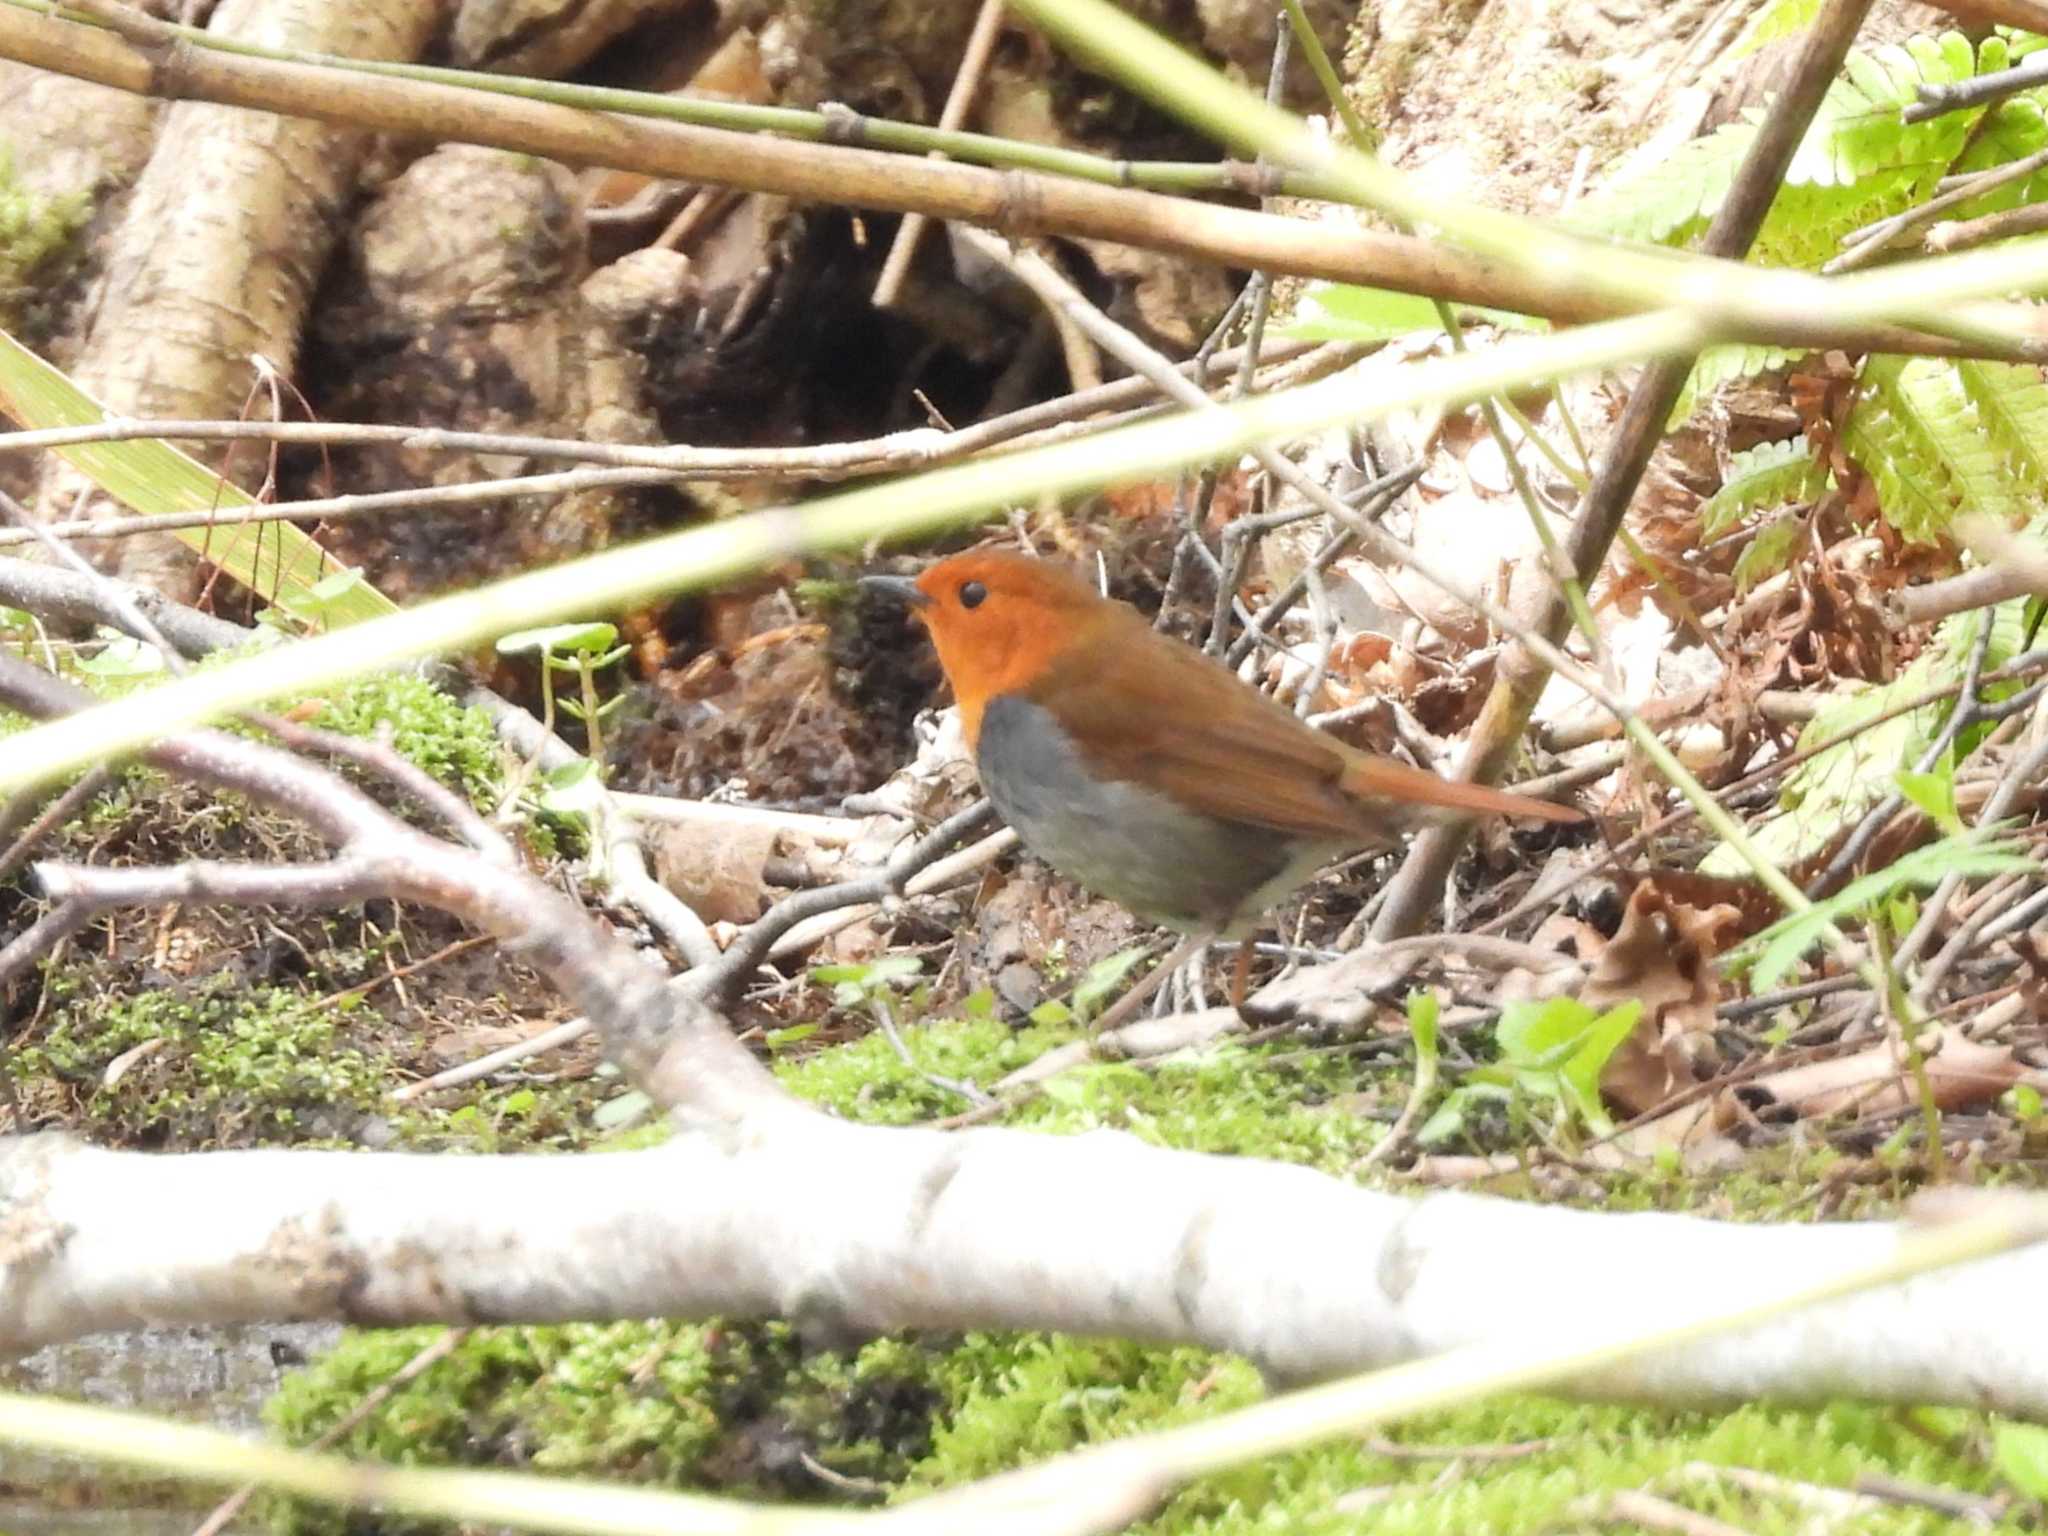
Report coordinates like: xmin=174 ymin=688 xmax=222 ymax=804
xmin=859 ymin=574 xmax=932 ymax=610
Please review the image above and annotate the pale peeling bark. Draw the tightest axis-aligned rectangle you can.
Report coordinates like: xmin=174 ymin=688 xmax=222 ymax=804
xmin=52 ymin=0 xmax=447 ymax=594
xmin=1 ymin=1126 xmax=2042 ymax=1417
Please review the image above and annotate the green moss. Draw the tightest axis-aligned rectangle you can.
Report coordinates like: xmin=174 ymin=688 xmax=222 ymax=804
xmin=4 ymin=663 xmax=503 ymax=821
xmin=0 ymin=145 xmax=90 ymax=331
xmin=775 ymin=1012 xmax=1391 ymax=1171
xmin=305 ymin=672 xmax=504 ymax=809
xmin=11 ymin=976 xmax=388 ymax=1147
xmin=1112 ymin=1397 xmax=2016 ymax=1535
xmin=393 ymin=1083 xmax=617 ymax=1155
xmin=906 ymin=1335 xmax=1262 ymax=1493
xmin=263 ymin=1321 xmax=947 ymax=1534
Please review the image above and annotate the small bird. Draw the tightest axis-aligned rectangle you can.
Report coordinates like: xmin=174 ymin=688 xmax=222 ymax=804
xmin=864 ymin=550 xmax=1581 ymax=1020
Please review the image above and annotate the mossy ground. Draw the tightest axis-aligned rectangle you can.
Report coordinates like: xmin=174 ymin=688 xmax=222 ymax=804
xmin=261 ymin=1003 xmax=2039 ymax=1535
xmin=3 ymin=672 xmax=601 ymax=1153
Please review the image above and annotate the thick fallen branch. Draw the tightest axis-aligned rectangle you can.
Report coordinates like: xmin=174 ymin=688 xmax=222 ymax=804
xmin=2 ymin=1129 xmax=2045 ymax=1416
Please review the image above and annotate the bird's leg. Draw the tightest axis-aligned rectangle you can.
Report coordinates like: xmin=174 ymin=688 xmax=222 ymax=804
xmin=1228 ymin=938 xmax=1256 ymax=1022
xmin=1090 ymin=933 xmax=1204 ymax=1034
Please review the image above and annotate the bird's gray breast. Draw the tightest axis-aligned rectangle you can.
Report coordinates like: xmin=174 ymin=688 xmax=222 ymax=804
xmin=976 ymin=693 xmax=1297 ymax=933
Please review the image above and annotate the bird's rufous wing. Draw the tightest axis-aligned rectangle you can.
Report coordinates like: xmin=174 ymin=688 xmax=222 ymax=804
xmin=1030 ymin=617 xmax=1579 ymax=840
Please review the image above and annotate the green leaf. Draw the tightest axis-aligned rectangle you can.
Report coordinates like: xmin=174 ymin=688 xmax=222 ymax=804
xmin=1994 ymin=1421 xmax=2048 ymax=1500
xmin=591 ymin=1089 xmax=653 ymax=1132
xmin=1073 ymin=946 xmax=1150 ymax=1020
xmin=1567 ymin=120 xmax=1753 ymax=245
xmin=1405 ymin=989 xmax=1440 ymax=1065
xmin=765 ymin=1023 xmax=819 ymax=1050
xmin=0 ymin=329 xmax=394 ymax=628
xmin=1885 ymin=891 xmax=1919 ymax=941
xmin=2003 ymin=1082 xmax=2044 ymax=1123
xmin=809 ymin=956 xmax=922 ymax=997
xmin=1946 ymin=97 xmax=2048 ymax=219
xmin=1493 ymin=996 xmax=1644 ymax=1137
xmin=75 ymin=636 xmax=166 ymax=679
xmin=1029 ymin=999 xmax=1073 ymax=1028
xmin=1894 ymin=767 xmax=1963 ymax=834
xmin=498 ymin=620 xmax=621 ymax=657
xmin=1578 ymin=33 xmax=1984 ymax=263
xmin=535 ymin=757 xmax=604 ymax=820
xmin=1845 ymin=356 xmax=2038 ymax=542
xmin=1743 ymin=831 xmax=2038 ymax=989
xmin=1731 ymin=513 xmax=1802 ymax=594
xmin=1728 ymin=0 xmax=1820 ymax=60
xmin=1558 ymin=1004 xmax=1644 ymax=1135
xmin=1279 ymin=282 xmax=1541 ymax=343
xmin=267 ymin=567 xmax=379 ymax=633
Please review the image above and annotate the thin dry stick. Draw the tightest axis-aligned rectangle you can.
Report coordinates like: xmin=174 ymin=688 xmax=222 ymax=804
xmin=1925 ymin=199 xmax=2048 ymax=254
xmin=0 ymin=335 xmax=1329 ymax=483
xmin=872 ymin=0 xmax=1007 ymax=308
xmin=1478 ymin=648 xmax=2048 ymax=936
xmin=1827 ymin=146 xmax=2048 ymax=272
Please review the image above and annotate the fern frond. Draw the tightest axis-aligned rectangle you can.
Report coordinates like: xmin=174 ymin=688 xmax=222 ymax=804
xmin=1575 ymin=33 xmax=1987 ymax=257
xmin=1956 ymin=357 xmax=2048 ymax=499
xmin=1800 ymin=35 xmax=1979 ymax=188
xmin=1566 ymin=122 xmax=1751 ymax=245
xmin=1732 ymin=513 xmax=1803 ymax=594
xmin=1841 ymin=355 xmax=2030 ymax=541
xmin=1668 ymin=342 xmax=1808 ymax=427
xmin=1703 ymin=600 xmax=2031 ymax=873
xmin=1700 ymin=440 xmax=1824 ymax=537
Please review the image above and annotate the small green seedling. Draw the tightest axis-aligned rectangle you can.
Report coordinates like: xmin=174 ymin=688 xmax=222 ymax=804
xmin=261 ymin=566 xmax=376 ymax=636
xmin=498 ymin=621 xmax=631 ymax=776
xmin=73 ymin=633 xmax=166 ymax=680
xmin=812 ymin=955 xmax=925 ymax=1009
xmin=1421 ymin=995 xmax=1642 ymax=1144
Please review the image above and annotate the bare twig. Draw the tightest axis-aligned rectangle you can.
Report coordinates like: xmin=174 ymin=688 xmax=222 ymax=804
xmin=709 ymin=800 xmax=1000 ymax=994
xmin=1805 ymin=601 xmax=1996 ymax=898
xmin=871 ymin=0 xmax=1007 ymax=308
xmin=1827 ymin=146 xmax=2048 ymax=272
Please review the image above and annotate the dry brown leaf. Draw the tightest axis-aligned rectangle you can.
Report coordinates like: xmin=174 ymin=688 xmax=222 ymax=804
xmin=1582 ymin=883 xmax=1742 ymax=1116
xmin=1747 ymin=1029 xmax=2035 ymax=1122
xmin=1618 ymin=1025 xmax=2043 ymax=1169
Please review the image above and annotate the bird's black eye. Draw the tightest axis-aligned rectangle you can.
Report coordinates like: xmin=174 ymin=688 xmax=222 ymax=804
xmin=958 ymin=581 xmax=987 ymax=610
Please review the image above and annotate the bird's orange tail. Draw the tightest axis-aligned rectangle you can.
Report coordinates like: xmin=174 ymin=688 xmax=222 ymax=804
xmin=1342 ymin=754 xmax=1584 ymax=824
